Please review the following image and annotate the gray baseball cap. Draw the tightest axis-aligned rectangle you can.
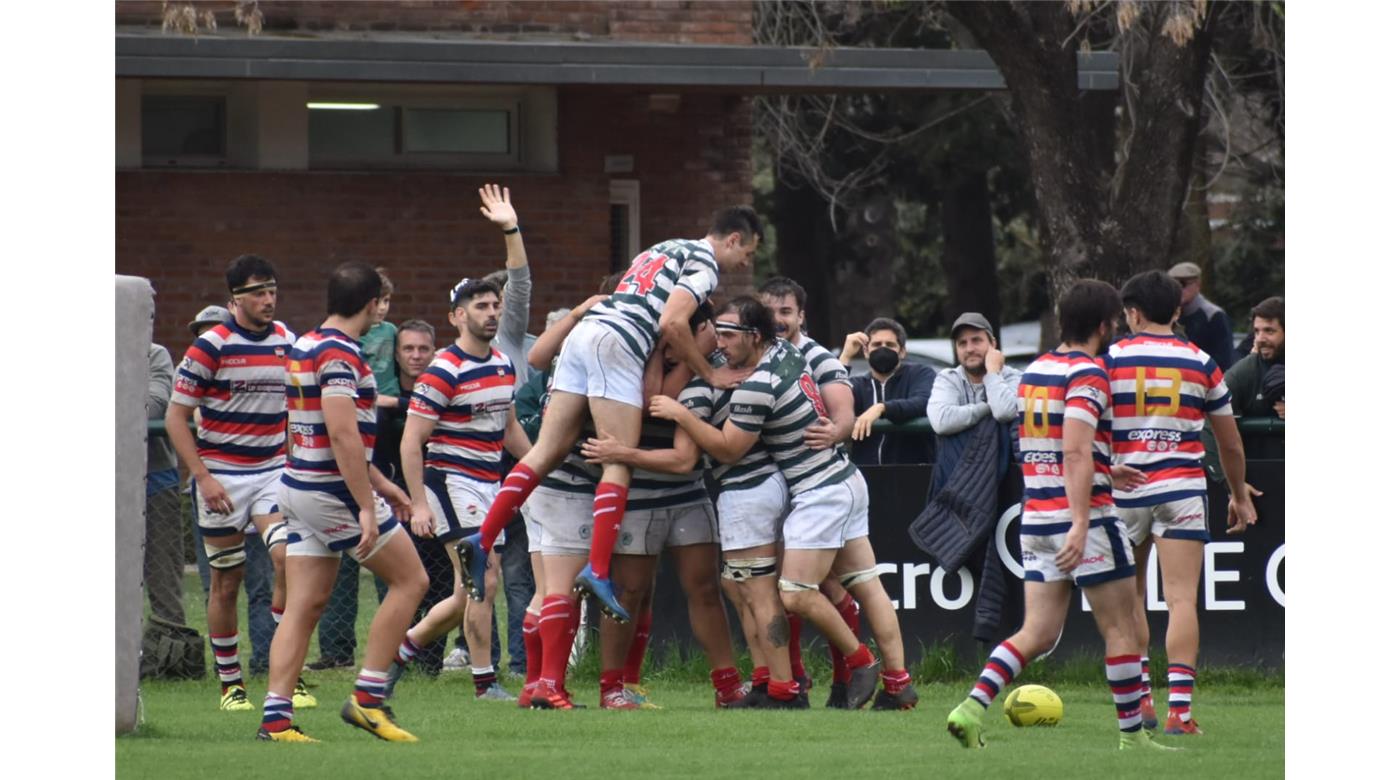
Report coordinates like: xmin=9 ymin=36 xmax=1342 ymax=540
xmin=950 ymin=312 xmax=994 ymax=339
xmin=189 ymin=305 xmax=231 ymax=336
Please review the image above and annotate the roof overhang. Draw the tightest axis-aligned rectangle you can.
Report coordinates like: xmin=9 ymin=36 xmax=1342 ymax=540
xmin=115 ymin=29 xmax=1119 ymax=92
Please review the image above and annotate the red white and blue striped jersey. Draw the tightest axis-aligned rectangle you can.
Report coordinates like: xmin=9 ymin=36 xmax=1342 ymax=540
xmin=1105 ymin=333 xmax=1232 ymax=507
xmin=408 ymin=344 xmax=517 ymax=484
xmin=282 ymin=328 xmax=377 ymax=488
xmin=1018 ymin=350 xmax=1116 ymax=531
xmin=171 ymin=320 xmax=294 ymax=474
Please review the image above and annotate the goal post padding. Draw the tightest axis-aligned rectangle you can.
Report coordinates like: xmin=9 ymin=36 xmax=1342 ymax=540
xmin=116 ymin=275 xmax=154 ymax=734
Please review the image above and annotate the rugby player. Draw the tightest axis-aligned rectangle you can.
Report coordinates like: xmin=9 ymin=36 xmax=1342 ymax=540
xmin=758 ymin=277 xmax=865 ymax=706
xmin=460 ymin=208 xmax=761 ymax=623
xmin=945 ymin=280 xmax=1174 ymax=752
xmin=388 ymin=276 xmax=531 ymax=702
xmin=258 ymin=263 xmax=427 ymax=743
xmin=165 ymin=255 xmax=315 ymax=711
xmin=653 ymin=298 xmax=915 ymax=710
xmin=1108 ymin=270 xmax=1257 ymax=735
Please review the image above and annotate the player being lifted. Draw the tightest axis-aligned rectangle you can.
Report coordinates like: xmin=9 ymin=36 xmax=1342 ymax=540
xmin=758 ymin=277 xmax=866 ymax=706
xmin=459 ymin=208 xmax=761 ymax=622
xmin=1108 ymin=270 xmax=1257 ymax=735
xmin=258 ymin=263 xmax=426 ymax=743
xmin=165 ymin=254 xmax=315 ymax=712
xmin=945 ymin=280 xmax=1174 ymax=752
xmin=652 ymin=297 xmax=915 ymax=710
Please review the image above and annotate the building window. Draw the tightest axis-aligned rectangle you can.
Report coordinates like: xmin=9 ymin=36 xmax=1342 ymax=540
xmin=141 ymin=95 xmax=227 ymax=167
xmin=609 ymin=180 xmax=641 ymax=273
xmin=308 ymin=92 xmax=524 ymax=170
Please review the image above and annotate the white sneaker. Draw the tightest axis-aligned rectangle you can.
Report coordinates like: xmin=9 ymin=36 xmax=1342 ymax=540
xmin=443 ymin=646 xmax=470 ymax=671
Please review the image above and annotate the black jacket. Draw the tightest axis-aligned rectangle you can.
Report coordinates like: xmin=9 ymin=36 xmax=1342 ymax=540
xmin=850 ymin=362 xmax=936 ymax=465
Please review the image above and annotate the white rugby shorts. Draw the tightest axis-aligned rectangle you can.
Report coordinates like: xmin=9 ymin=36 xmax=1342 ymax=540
xmin=715 ymin=471 xmax=789 ymax=551
xmin=1118 ymin=495 xmax=1210 ymax=546
xmin=548 ymin=319 xmax=645 ymax=409
xmin=520 ymin=486 xmax=711 ymax=556
xmin=195 ymin=467 xmax=282 ymax=537
xmin=423 ymin=468 xmax=501 ymax=545
xmin=278 ymin=480 xmax=402 ymax=563
xmin=782 ymin=471 xmax=870 ymax=551
xmin=1020 ymin=516 xmax=1136 ymax=587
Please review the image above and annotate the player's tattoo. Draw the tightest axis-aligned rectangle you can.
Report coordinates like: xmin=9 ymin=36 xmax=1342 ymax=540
xmin=766 ymin=614 xmax=789 ymax=648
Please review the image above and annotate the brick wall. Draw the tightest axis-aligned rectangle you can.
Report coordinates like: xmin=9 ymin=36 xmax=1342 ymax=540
xmin=118 ymin=88 xmax=754 ymax=355
xmin=116 ymin=1 xmax=753 ymax=45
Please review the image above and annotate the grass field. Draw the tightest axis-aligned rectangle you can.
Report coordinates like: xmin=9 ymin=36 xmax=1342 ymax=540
xmin=122 ymin=570 xmax=1284 ymax=778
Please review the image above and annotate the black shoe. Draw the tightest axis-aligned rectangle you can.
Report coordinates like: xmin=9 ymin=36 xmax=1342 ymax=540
xmin=825 ymin=681 xmax=850 ymax=709
xmin=738 ymin=682 xmax=768 ymax=708
xmin=846 ymin=663 xmax=880 ymax=710
xmin=306 ymin=657 xmax=355 ymax=671
xmin=753 ymin=692 xmax=811 ymax=710
xmin=871 ymin=684 xmax=919 ymax=711
xmin=796 ymin=674 xmax=812 ymax=694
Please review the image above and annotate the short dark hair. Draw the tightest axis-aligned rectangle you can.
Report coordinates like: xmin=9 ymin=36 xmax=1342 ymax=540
xmin=1120 ymin=270 xmax=1181 ymax=326
xmin=450 ymin=278 xmax=502 ymax=309
xmin=864 ymin=317 xmax=907 ymax=349
xmin=375 ymin=266 xmax=395 ymax=296
xmin=708 ymin=206 xmax=763 ymax=244
xmin=1057 ymin=279 xmax=1122 ymax=345
xmin=718 ymin=295 xmax=777 ymax=343
xmin=758 ymin=276 xmax=807 ymax=311
xmin=397 ymin=319 xmax=436 ymax=344
xmin=226 ymin=254 xmax=277 ymax=291
xmin=327 ymin=262 xmax=383 ymax=318
xmin=689 ymin=299 xmax=715 ymax=332
xmin=1251 ymin=296 xmax=1284 ymax=328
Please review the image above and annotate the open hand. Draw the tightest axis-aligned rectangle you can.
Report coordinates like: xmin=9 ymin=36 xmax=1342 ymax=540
xmin=479 ymin=183 xmax=518 ymax=229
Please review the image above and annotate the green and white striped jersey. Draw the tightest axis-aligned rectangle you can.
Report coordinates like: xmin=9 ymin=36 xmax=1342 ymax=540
xmin=537 ymin=417 xmax=708 ymax=510
xmin=585 ymin=238 xmax=720 ymax=365
xmin=679 ymin=354 xmax=779 ymax=494
xmin=727 ymin=340 xmax=856 ymax=496
xmin=795 ymin=334 xmax=851 ymax=389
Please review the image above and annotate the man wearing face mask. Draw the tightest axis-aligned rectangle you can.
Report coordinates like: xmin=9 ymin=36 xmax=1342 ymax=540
xmin=838 ymin=317 xmax=936 ymax=465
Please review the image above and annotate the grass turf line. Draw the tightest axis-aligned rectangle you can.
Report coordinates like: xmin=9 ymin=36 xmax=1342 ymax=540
xmin=118 ymin=677 xmax=1282 ymax=779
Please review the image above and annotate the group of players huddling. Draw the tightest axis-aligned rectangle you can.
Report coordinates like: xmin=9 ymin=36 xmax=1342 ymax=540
xmin=164 ymin=185 xmax=1255 ymax=750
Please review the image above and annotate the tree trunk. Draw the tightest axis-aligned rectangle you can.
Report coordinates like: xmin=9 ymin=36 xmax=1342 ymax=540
xmin=946 ymin=1 xmax=1218 ymax=302
xmin=939 ymin=164 xmax=1002 ymax=339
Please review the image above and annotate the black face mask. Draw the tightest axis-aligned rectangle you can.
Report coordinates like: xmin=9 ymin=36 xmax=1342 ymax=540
xmin=868 ymin=347 xmax=900 ymax=374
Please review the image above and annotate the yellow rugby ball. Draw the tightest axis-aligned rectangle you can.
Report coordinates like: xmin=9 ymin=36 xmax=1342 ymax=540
xmin=1003 ymin=684 xmax=1063 ymax=727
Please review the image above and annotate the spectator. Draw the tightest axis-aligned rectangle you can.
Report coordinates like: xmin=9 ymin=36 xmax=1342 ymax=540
xmin=918 ymin=312 xmax=1024 ymax=642
xmin=361 ymin=267 xmax=399 ymax=394
xmin=145 ymin=343 xmax=186 ymax=627
xmin=1225 ymin=296 xmax=1285 ymax=419
xmin=1169 ymin=261 xmax=1236 ymax=370
xmin=838 ymin=317 xmax=936 ymax=465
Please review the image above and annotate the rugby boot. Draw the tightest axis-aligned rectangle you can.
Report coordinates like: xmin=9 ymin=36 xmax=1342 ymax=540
xmin=292 ymin=676 xmax=319 ymax=709
xmin=946 ymin=698 xmax=986 ymax=749
xmin=1140 ymin=695 xmax=1159 ymax=730
xmin=531 ymin=684 xmax=585 ymax=710
xmin=340 ymin=698 xmax=419 ymax=742
xmin=572 ymin=563 xmax=631 ymax=623
xmin=871 ymin=684 xmax=919 ymax=711
xmin=220 ymin=685 xmax=255 ymax=712
xmin=753 ymin=692 xmax=810 ymax=710
xmin=382 ymin=662 xmax=406 ymax=701
xmin=476 ymin=682 xmax=514 ymax=701
xmin=1163 ymin=713 xmax=1203 ymax=735
xmin=624 ymin=683 xmax=662 ymax=710
xmin=1120 ymin=728 xmax=1182 ymax=751
xmin=456 ymin=535 xmax=489 ymax=601
xmin=517 ymin=682 xmax=537 ymax=709
xmin=846 ymin=662 xmax=880 ymax=710
xmin=715 ymin=684 xmax=748 ymax=709
xmin=738 ymin=681 xmax=768 ymax=708
xmin=824 ymin=681 xmax=850 ymax=709
xmin=256 ymin=725 xmax=319 ymax=743
xmin=600 ymin=688 xmax=639 ymax=710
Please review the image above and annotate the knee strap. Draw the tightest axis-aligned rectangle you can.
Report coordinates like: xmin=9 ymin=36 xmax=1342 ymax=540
xmin=206 ymin=539 xmax=246 ymax=570
xmin=261 ymin=521 xmax=289 ymax=550
xmin=838 ymin=567 xmax=880 ymax=588
xmin=721 ymin=556 xmax=778 ymax=582
xmin=778 ymin=578 xmax=819 ymax=593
